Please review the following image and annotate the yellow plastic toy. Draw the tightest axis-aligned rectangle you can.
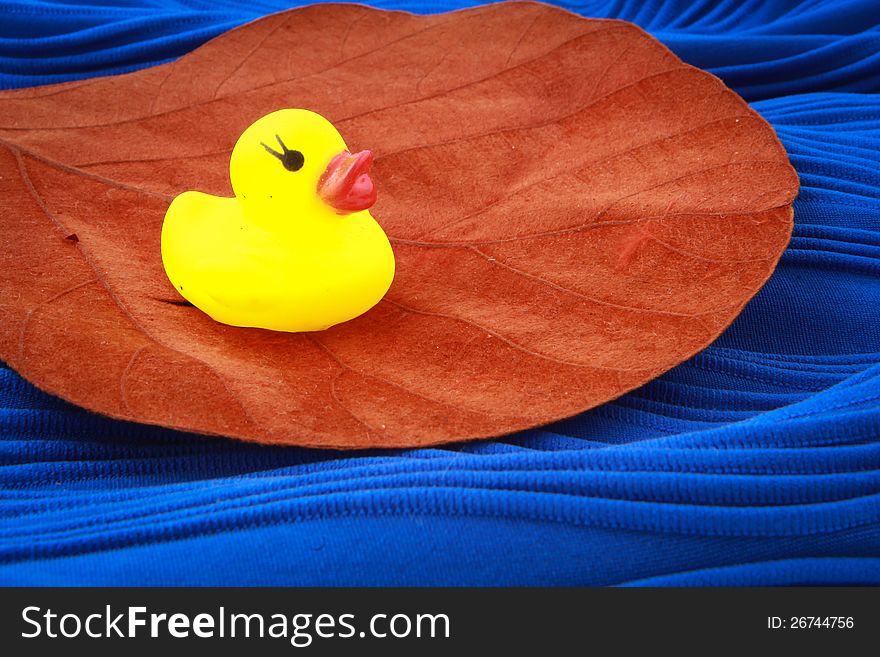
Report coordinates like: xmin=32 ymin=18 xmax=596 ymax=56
xmin=161 ymin=109 xmax=395 ymax=332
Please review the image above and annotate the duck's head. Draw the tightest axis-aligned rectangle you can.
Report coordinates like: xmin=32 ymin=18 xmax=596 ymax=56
xmin=229 ymin=109 xmax=376 ymax=225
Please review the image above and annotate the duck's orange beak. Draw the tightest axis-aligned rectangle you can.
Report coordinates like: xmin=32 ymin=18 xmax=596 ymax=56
xmin=317 ymin=149 xmax=376 ymax=214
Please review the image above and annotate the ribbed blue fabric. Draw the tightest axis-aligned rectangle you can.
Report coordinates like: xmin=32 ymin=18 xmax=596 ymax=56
xmin=1 ymin=0 xmax=878 ymax=586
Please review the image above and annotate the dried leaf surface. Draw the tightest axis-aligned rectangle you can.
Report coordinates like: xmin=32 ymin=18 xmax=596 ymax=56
xmin=0 ymin=2 xmax=798 ymax=448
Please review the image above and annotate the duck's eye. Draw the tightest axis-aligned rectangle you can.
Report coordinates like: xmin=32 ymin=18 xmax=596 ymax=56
xmin=261 ymin=134 xmax=305 ymax=172
xmin=279 ymin=149 xmax=304 ymax=172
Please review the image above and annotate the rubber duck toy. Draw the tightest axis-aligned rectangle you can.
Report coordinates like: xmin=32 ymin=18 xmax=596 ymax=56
xmin=160 ymin=108 xmax=395 ymax=332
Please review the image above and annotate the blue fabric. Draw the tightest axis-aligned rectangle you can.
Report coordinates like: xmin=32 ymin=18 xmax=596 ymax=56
xmin=1 ymin=0 xmax=879 ymax=586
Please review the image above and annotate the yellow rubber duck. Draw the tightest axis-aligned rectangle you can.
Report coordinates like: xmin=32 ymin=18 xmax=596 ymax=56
xmin=161 ymin=109 xmax=395 ymax=332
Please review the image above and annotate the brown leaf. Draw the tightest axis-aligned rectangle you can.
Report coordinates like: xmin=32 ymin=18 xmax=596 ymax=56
xmin=0 ymin=2 xmax=797 ymax=448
